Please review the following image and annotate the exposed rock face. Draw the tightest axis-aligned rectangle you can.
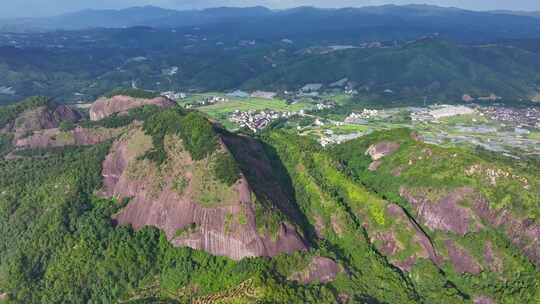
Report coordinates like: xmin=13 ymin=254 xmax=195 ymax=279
xmin=401 ymin=185 xmax=540 ymax=267
xmin=368 ymin=160 xmax=382 ymax=171
xmin=365 ymin=141 xmax=400 ymax=161
xmin=383 ymin=203 xmax=442 ymax=270
xmin=101 ymin=128 xmax=307 ymax=260
xmin=89 ymin=95 xmax=174 ymax=121
xmin=15 ymin=126 xmax=122 ymax=149
xmin=444 ymin=240 xmax=482 ymax=274
xmin=400 ymin=187 xmax=480 ymax=236
xmin=474 ymin=296 xmax=495 ymax=304
xmin=375 ymin=231 xmax=401 ymax=256
xmin=473 ymin=197 xmax=540 ymax=266
xmin=365 ymin=141 xmax=399 ymax=171
xmin=483 ymin=241 xmax=503 ymax=273
xmin=289 ymin=256 xmax=341 ymax=284
xmin=6 ymin=104 xmax=81 ymax=138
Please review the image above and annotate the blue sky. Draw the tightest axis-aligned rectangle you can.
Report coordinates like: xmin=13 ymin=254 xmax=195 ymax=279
xmin=3 ymin=0 xmax=540 ymax=18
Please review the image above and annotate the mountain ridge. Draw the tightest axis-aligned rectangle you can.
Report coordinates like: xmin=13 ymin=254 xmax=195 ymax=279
xmin=0 ymin=94 xmax=539 ymax=303
xmin=3 ymin=4 xmax=540 ymax=35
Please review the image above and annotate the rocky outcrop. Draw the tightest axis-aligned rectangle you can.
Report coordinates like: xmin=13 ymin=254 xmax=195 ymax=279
xmin=101 ymin=128 xmax=307 ymax=260
xmin=444 ymin=240 xmax=482 ymax=274
xmin=5 ymin=104 xmax=81 ymax=138
xmin=483 ymin=241 xmax=503 ymax=273
xmin=365 ymin=141 xmax=400 ymax=171
xmin=15 ymin=126 xmax=122 ymax=149
xmin=289 ymin=256 xmax=341 ymax=284
xmin=382 ymin=203 xmax=442 ymax=270
xmin=474 ymin=296 xmax=495 ymax=304
xmin=368 ymin=160 xmax=382 ymax=171
xmin=401 ymin=185 xmax=540 ymax=267
xmin=400 ymin=187 xmax=481 ymax=236
xmin=89 ymin=95 xmax=174 ymax=121
xmin=365 ymin=141 xmax=400 ymax=161
xmin=473 ymin=197 xmax=540 ymax=266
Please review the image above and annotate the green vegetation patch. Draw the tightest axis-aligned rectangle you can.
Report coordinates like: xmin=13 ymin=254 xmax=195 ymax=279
xmin=191 ymin=159 xmax=239 ymax=207
xmin=174 ymin=223 xmax=198 ymax=237
xmin=254 ymin=196 xmax=285 ymax=239
xmin=143 ymin=109 xmax=218 ymax=164
xmin=262 ymin=130 xmax=419 ymax=303
xmin=198 ymin=97 xmax=309 ymax=117
xmin=171 ymin=176 xmax=189 ymax=195
xmin=213 ymin=151 xmax=241 ymax=186
xmin=178 ymin=112 xmax=218 ymax=161
xmin=58 ymin=121 xmax=75 ymax=132
xmin=0 ymin=133 xmax=13 ymax=156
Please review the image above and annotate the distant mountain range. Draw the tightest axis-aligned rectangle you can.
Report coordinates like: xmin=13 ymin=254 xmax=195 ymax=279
xmin=0 ymin=6 xmax=273 ymax=32
xmin=2 ymin=5 xmax=540 ymax=105
xmin=3 ymin=5 xmax=540 ymax=42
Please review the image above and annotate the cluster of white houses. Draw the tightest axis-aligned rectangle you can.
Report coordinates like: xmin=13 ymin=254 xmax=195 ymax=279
xmin=229 ymin=109 xmax=304 ymax=132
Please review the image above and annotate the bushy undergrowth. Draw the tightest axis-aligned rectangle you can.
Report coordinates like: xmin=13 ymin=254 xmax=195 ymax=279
xmin=142 ymin=108 xmax=218 ymax=164
xmin=213 ymin=152 xmax=241 ymax=186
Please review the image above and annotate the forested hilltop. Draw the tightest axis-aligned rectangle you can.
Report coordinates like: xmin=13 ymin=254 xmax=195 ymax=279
xmin=0 ymin=94 xmax=538 ymax=303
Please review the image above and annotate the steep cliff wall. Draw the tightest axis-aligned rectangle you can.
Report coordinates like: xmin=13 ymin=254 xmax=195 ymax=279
xmin=100 ymin=127 xmax=307 ymax=260
xmin=89 ymin=95 xmax=174 ymax=121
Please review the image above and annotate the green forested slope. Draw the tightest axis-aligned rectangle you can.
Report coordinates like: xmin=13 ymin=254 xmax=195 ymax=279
xmin=246 ymin=40 xmax=540 ymax=101
xmin=2 ymin=39 xmax=540 ymax=105
xmin=0 ymin=101 xmax=538 ymax=303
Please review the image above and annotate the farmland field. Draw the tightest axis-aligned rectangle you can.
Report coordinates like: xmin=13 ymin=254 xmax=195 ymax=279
xmin=198 ymin=98 xmax=311 ymax=116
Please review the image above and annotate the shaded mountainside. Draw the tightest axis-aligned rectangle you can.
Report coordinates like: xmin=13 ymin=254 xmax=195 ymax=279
xmin=0 ymin=97 xmax=539 ymax=303
xmin=2 ymin=38 xmax=540 ymax=104
xmin=245 ymin=39 xmax=540 ymax=101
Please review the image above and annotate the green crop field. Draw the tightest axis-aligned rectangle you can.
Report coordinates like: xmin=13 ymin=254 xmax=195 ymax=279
xmin=528 ymin=131 xmax=540 ymax=141
xmin=198 ymin=98 xmax=311 ymax=116
xmin=327 ymin=124 xmax=370 ymax=134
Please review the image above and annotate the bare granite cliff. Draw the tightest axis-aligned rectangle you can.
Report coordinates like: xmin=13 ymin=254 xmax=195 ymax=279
xmin=289 ymin=256 xmax=342 ymax=284
xmin=100 ymin=127 xmax=307 ymax=260
xmin=89 ymin=95 xmax=174 ymax=121
xmin=14 ymin=126 xmax=123 ymax=149
xmin=3 ymin=104 xmax=81 ymax=138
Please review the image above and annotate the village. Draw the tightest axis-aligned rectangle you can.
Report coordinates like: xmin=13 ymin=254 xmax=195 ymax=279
xmin=156 ymin=86 xmax=540 ymax=156
xmin=229 ymin=109 xmax=304 ymax=132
